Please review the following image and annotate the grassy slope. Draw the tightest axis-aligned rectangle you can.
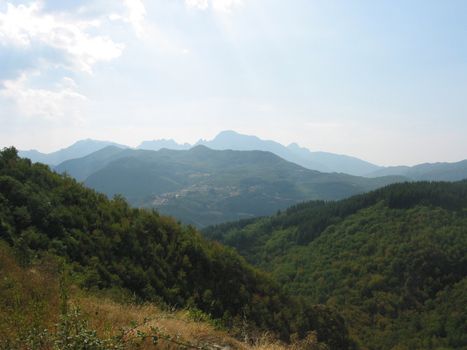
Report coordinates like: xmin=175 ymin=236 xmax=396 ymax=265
xmin=0 ymin=243 xmax=324 ymax=350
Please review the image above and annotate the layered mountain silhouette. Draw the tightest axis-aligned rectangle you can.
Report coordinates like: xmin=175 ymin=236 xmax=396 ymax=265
xmin=19 ymin=139 xmax=127 ymax=166
xmin=21 ymin=131 xmax=467 ymax=180
xmin=139 ymin=131 xmax=467 ymax=179
xmin=365 ymin=159 xmax=467 ymax=181
xmin=138 ymin=139 xmax=191 ymax=151
xmin=55 ymin=146 xmax=404 ymax=227
xmin=139 ymin=130 xmax=382 ymax=176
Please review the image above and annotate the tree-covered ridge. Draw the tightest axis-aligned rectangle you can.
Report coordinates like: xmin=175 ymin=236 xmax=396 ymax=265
xmin=204 ymin=181 xmax=467 ymax=262
xmin=0 ymin=147 xmax=352 ymax=349
xmin=55 ymin=145 xmax=404 ymax=227
xmin=204 ymin=181 xmax=467 ymax=349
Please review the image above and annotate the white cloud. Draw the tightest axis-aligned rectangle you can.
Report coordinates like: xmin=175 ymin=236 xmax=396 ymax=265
xmin=212 ymin=0 xmax=244 ymax=13
xmin=122 ymin=0 xmax=146 ymax=37
xmin=1 ymin=72 xmax=87 ymax=121
xmin=0 ymin=0 xmax=135 ymax=122
xmin=186 ymin=0 xmax=209 ymax=10
xmin=0 ymin=1 xmax=124 ymax=73
xmin=185 ymin=0 xmax=244 ymax=13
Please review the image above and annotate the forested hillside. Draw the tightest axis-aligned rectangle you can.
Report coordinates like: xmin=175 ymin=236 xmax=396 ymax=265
xmin=204 ymin=181 xmax=467 ymax=349
xmin=55 ymin=145 xmax=403 ymax=227
xmin=0 ymin=147 xmax=352 ymax=349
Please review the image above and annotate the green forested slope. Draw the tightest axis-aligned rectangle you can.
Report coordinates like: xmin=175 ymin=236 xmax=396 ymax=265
xmin=204 ymin=181 xmax=467 ymax=349
xmin=55 ymin=145 xmax=404 ymax=227
xmin=0 ymin=147 xmax=352 ymax=349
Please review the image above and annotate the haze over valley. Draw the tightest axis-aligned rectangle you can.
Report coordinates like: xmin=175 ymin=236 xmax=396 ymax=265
xmin=17 ymin=131 xmax=467 ymax=227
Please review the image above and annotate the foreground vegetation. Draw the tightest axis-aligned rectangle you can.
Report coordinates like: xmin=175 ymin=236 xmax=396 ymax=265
xmin=0 ymin=147 xmax=352 ymax=349
xmin=0 ymin=243 xmax=332 ymax=350
xmin=205 ymin=181 xmax=467 ymax=349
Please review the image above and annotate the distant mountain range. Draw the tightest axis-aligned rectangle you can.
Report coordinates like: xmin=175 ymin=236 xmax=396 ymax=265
xmin=139 ymin=130 xmax=381 ymax=176
xmin=365 ymin=160 xmax=467 ymax=181
xmin=19 ymin=130 xmax=467 ymax=181
xmin=55 ymin=146 xmax=404 ymax=227
xmin=138 ymin=139 xmax=191 ymax=151
xmin=19 ymin=139 xmax=127 ymax=166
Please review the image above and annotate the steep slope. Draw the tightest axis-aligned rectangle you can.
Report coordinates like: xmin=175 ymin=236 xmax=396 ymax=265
xmin=0 ymin=147 xmax=352 ymax=348
xmin=366 ymin=159 xmax=467 ymax=181
xmin=204 ymin=181 xmax=467 ymax=349
xmin=57 ymin=145 xmax=404 ymax=227
xmin=19 ymin=139 xmax=128 ymax=166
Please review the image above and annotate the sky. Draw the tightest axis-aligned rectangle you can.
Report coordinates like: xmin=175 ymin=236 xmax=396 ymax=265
xmin=0 ymin=0 xmax=466 ymax=166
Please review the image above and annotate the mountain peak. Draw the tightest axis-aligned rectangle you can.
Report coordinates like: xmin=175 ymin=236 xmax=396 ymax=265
xmin=138 ymin=139 xmax=190 ymax=151
xmin=214 ymin=130 xmax=260 ymax=140
xmin=287 ymin=142 xmax=303 ymax=150
xmin=19 ymin=139 xmax=128 ymax=166
xmin=216 ymin=130 xmax=240 ymax=137
xmin=189 ymin=144 xmax=213 ymax=153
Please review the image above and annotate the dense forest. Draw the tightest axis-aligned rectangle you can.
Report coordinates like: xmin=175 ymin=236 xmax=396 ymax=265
xmin=204 ymin=181 xmax=467 ymax=349
xmin=0 ymin=147 xmax=353 ymax=349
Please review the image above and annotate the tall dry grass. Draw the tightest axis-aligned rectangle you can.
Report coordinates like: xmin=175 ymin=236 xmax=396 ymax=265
xmin=0 ymin=244 xmax=60 ymax=348
xmin=75 ymin=295 xmax=293 ymax=349
xmin=0 ymin=244 xmax=322 ymax=349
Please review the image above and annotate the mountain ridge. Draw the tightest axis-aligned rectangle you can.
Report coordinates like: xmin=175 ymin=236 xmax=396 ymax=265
xmin=20 ymin=132 xmax=467 ymax=180
xmin=19 ymin=139 xmax=128 ymax=166
xmin=193 ymin=130 xmax=381 ymax=176
xmin=55 ymin=146 xmax=405 ymax=227
xmin=366 ymin=159 xmax=467 ymax=181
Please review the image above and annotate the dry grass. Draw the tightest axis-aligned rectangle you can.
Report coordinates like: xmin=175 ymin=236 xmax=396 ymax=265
xmin=75 ymin=294 xmax=291 ymax=349
xmin=0 ymin=245 xmax=306 ymax=349
xmin=71 ymin=295 xmax=327 ymax=349
xmin=0 ymin=244 xmax=60 ymax=345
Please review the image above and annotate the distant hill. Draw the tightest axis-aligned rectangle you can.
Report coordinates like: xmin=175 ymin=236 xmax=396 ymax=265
xmin=19 ymin=139 xmax=128 ymax=166
xmin=55 ymin=146 xmax=131 ymax=182
xmin=204 ymin=181 xmax=467 ymax=349
xmin=138 ymin=130 xmax=383 ymax=176
xmin=366 ymin=159 xmax=467 ymax=181
xmin=56 ymin=145 xmax=404 ymax=227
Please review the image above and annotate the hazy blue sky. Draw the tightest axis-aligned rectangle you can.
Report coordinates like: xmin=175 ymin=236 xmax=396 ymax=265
xmin=1 ymin=0 xmax=466 ymax=166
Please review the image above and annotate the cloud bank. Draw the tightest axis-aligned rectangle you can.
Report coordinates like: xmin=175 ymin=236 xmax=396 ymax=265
xmin=0 ymin=0 xmax=145 ymax=121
